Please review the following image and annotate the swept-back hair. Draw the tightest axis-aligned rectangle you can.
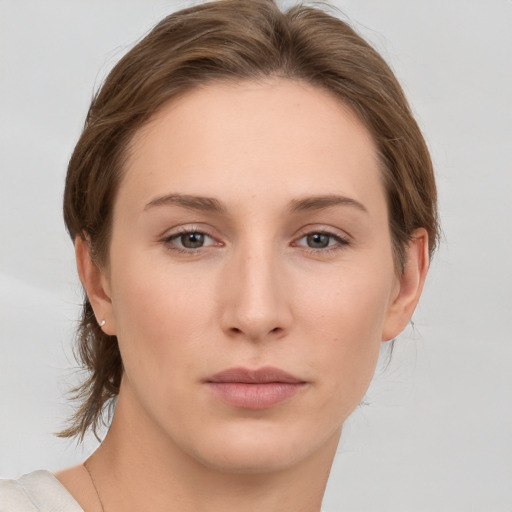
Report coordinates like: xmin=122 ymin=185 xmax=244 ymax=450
xmin=62 ymin=0 xmax=438 ymax=440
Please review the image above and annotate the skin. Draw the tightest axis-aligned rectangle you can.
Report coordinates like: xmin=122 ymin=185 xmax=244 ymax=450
xmin=57 ymin=79 xmax=429 ymax=512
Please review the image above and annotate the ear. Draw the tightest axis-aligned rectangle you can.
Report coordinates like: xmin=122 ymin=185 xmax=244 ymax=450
xmin=75 ymin=235 xmax=116 ymax=336
xmin=382 ymin=228 xmax=430 ymax=341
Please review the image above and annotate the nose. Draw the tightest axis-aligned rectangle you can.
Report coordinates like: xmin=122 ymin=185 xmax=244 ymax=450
xmin=220 ymin=246 xmax=292 ymax=342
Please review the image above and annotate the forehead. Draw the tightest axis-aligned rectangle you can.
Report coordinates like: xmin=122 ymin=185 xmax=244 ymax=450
xmin=120 ymin=78 xmax=384 ymax=215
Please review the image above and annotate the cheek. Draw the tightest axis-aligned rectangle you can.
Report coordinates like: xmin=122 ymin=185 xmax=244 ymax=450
xmin=299 ymin=259 xmax=393 ymax=342
xmin=108 ymin=247 xmax=215 ymax=380
xmin=297 ymin=264 xmax=393 ymax=410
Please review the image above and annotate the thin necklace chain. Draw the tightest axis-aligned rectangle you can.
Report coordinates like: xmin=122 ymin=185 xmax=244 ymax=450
xmin=83 ymin=460 xmax=106 ymax=512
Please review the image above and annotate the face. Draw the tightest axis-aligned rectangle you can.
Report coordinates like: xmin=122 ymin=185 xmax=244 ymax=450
xmin=89 ymin=79 xmax=418 ymax=474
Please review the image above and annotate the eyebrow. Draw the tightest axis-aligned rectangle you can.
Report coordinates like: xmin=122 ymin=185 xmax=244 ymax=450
xmin=144 ymin=193 xmax=367 ymax=215
xmin=144 ymin=193 xmax=227 ymax=214
xmin=288 ymin=194 xmax=368 ymax=214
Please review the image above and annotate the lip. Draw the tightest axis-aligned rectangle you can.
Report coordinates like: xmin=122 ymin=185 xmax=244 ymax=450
xmin=205 ymin=366 xmax=307 ymax=410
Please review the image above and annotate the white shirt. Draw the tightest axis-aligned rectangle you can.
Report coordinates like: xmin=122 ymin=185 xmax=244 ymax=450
xmin=0 ymin=470 xmax=328 ymax=511
xmin=0 ymin=470 xmax=83 ymax=511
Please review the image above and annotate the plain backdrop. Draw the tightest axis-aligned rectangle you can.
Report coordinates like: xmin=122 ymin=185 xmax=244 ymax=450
xmin=1 ymin=1 xmax=511 ymax=511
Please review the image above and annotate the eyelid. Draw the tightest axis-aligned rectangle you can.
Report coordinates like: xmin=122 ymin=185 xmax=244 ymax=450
xmin=160 ymin=223 xmax=217 ymax=240
xmin=294 ymin=224 xmax=351 ymax=241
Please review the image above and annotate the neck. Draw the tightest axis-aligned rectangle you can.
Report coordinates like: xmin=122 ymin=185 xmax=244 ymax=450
xmin=86 ymin=388 xmax=339 ymax=512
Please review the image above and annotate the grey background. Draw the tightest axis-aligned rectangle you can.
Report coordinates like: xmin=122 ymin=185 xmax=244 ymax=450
xmin=1 ymin=1 xmax=511 ymax=510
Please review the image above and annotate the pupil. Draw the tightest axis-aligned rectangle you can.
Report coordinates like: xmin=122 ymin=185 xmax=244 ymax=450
xmin=182 ymin=232 xmax=204 ymax=248
xmin=307 ymin=233 xmax=329 ymax=248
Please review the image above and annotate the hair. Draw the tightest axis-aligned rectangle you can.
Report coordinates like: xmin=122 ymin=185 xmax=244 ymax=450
xmin=61 ymin=0 xmax=439 ymax=440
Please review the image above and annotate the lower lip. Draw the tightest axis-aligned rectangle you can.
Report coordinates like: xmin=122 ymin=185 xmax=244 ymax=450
xmin=206 ymin=382 xmax=306 ymax=410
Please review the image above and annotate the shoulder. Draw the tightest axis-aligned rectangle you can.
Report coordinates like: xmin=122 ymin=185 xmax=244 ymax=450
xmin=0 ymin=470 xmax=83 ymax=512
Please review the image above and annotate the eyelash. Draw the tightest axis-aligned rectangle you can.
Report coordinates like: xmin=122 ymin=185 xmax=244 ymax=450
xmin=162 ymin=228 xmax=350 ymax=254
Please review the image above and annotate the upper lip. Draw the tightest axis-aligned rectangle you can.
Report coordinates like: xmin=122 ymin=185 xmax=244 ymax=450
xmin=206 ymin=366 xmax=305 ymax=384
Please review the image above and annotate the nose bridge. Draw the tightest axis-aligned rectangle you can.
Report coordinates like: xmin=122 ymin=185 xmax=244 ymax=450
xmin=221 ymin=237 xmax=291 ymax=341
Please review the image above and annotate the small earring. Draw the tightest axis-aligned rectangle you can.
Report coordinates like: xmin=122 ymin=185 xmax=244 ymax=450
xmin=99 ymin=320 xmax=106 ymax=327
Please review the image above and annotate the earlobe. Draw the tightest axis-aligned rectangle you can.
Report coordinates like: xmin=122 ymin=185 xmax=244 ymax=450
xmin=382 ymin=228 xmax=429 ymax=342
xmin=75 ymin=236 xmax=116 ymax=335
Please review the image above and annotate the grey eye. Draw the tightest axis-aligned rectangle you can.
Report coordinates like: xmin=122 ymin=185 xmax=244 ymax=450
xmin=179 ymin=232 xmax=205 ymax=249
xmin=306 ymin=233 xmax=331 ymax=248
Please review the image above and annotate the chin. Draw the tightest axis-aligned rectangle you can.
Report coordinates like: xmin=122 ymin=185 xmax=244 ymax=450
xmin=181 ymin=420 xmax=340 ymax=475
xmin=191 ymin=444 xmax=305 ymax=475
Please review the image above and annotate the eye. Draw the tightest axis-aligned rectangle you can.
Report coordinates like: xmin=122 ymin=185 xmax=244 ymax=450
xmin=164 ymin=229 xmax=217 ymax=251
xmin=304 ymin=233 xmax=332 ymax=249
xmin=295 ymin=231 xmax=349 ymax=251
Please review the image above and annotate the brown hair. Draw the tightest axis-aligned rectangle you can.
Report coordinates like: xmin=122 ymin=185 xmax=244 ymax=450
xmin=62 ymin=0 xmax=438 ymax=440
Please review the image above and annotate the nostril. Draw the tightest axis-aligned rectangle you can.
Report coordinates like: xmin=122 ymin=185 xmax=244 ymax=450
xmin=227 ymin=326 xmax=283 ymax=337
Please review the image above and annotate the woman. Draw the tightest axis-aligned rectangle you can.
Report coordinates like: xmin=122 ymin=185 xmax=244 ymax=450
xmin=0 ymin=0 xmax=438 ymax=510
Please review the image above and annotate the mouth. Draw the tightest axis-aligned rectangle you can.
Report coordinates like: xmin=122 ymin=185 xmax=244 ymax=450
xmin=204 ymin=366 xmax=307 ymax=410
